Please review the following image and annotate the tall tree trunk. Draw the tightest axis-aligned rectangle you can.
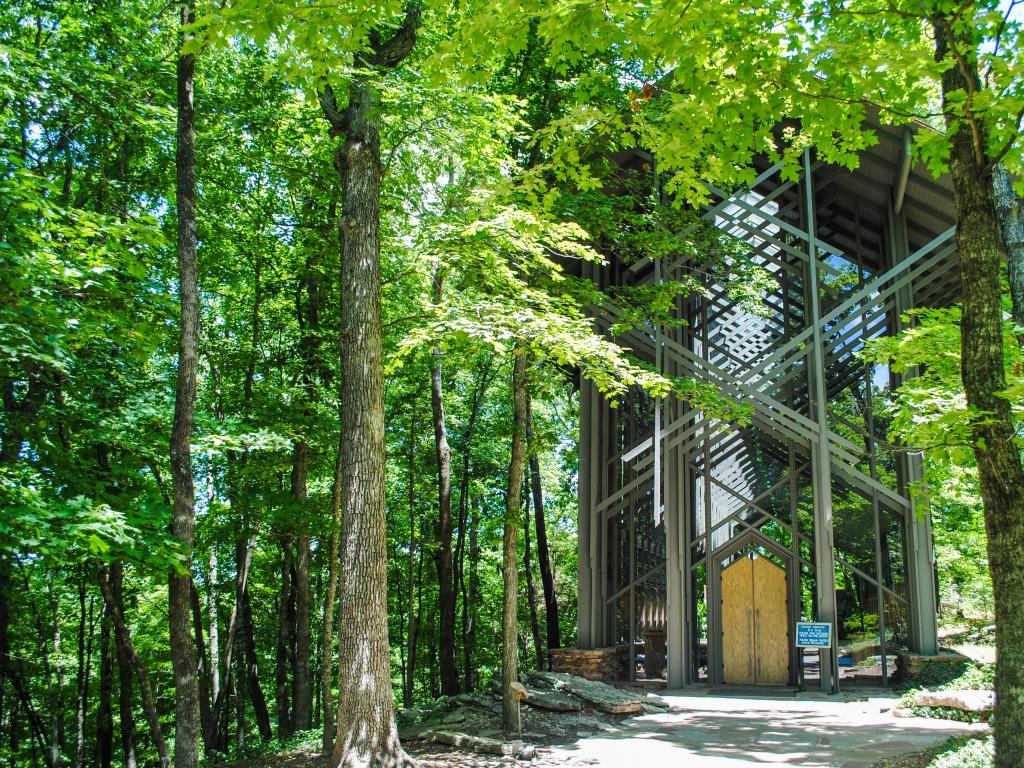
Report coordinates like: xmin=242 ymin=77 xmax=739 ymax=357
xmin=95 ymin=601 xmax=114 ymax=768
xmin=234 ymin=627 xmax=247 ymax=751
xmin=209 ymin=526 xmax=258 ymax=751
xmin=526 ymin=395 xmax=560 ymax=655
xmin=47 ymin=580 xmax=63 ymax=768
xmin=523 ymin=483 xmax=544 ymax=670
xmin=319 ymin=8 xmax=419 ymax=764
xmin=0 ymin=558 xmax=8 ymax=757
xmin=403 ymin=414 xmax=418 ymax=709
xmin=190 ymin=582 xmax=216 ymax=750
xmin=464 ymin=497 xmax=480 ymax=692
xmin=111 ymin=565 xmax=136 ymax=768
xmin=502 ymin=352 xmax=528 ymax=734
xmin=74 ymin=581 xmax=95 ymax=768
xmin=241 ymin=585 xmax=272 ymax=742
xmin=320 ymin=437 xmax=343 ymax=753
xmin=994 ymin=166 xmax=1024 ymax=329
xmin=169 ymin=6 xmax=201 ymax=768
xmin=96 ymin=568 xmax=169 ymax=768
xmin=207 ymin=551 xmax=220 ymax=705
xmin=935 ymin=20 xmax=1024 ymax=768
xmin=430 ymin=275 xmax=459 ymax=696
xmin=291 ymin=441 xmax=313 ymax=732
xmin=455 ymin=359 xmax=491 ymax=692
xmin=275 ymin=539 xmax=293 ymax=741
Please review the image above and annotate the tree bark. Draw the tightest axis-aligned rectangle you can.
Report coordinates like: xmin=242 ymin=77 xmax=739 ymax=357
xmin=95 ymin=599 xmax=114 ymax=768
xmin=276 ymin=538 xmax=293 ymax=741
xmin=189 ymin=582 xmax=216 ymax=750
xmin=74 ymin=581 xmax=95 ymax=768
xmin=523 ymin=486 xmax=544 ymax=669
xmin=169 ymin=6 xmax=201 ymax=768
xmin=455 ymin=358 xmax=491 ymax=692
xmin=935 ymin=20 xmax=1024 ymax=768
xmin=207 ymin=551 xmax=220 ymax=705
xmin=404 ymin=414 xmax=419 ymax=709
xmin=320 ymin=8 xmax=419 ymax=764
xmin=526 ymin=394 xmax=560 ymax=655
xmin=0 ymin=557 xmax=7 ymax=759
xmin=465 ymin=497 xmax=481 ymax=692
xmin=430 ymin=275 xmax=459 ymax=696
xmin=96 ymin=568 xmax=169 ymax=768
xmin=502 ymin=352 xmax=529 ymax=734
xmin=47 ymin=580 xmax=63 ymax=768
xmin=994 ymin=165 xmax=1024 ymax=329
xmin=111 ymin=564 xmax=136 ymax=768
xmin=321 ymin=436 xmax=343 ymax=753
xmin=241 ymin=584 xmax=273 ymax=742
xmin=291 ymin=441 xmax=314 ymax=732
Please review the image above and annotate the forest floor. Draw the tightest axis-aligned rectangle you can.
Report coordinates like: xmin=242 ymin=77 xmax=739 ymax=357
xmin=215 ymin=675 xmax=988 ymax=768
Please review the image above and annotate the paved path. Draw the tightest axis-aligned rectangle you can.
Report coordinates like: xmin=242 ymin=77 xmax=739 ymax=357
xmin=536 ymin=690 xmax=984 ymax=767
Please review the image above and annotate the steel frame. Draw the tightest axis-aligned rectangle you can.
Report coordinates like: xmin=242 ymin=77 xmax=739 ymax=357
xmin=577 ymin=150 xmax=948 ymax=691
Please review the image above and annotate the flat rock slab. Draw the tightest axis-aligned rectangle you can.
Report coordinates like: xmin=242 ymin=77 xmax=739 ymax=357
xmin=523 ymin=687 xmax=584 ymax=712
xmin=526 ymin=671 xmax=643 ymax=714
xmin=914 ymin=689 xmax=994 ymax=713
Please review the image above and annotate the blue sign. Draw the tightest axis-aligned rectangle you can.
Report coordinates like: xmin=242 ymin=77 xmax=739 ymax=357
xmin=795 ymin=621 xmax=832 ymax=648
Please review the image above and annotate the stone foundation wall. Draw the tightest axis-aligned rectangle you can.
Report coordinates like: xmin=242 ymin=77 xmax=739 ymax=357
xmin=896 ymin=650 xmax=969 ymax=682
xmin=549 ymin=647 xmax=628 ymax=681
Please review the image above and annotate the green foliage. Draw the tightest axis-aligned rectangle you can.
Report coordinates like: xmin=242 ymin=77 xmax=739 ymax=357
xmin=929 ymin=735 xmax=994 ymax=768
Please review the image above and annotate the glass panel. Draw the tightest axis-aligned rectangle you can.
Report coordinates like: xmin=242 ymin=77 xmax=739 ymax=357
xmin=836 ymin=569 xmax=884 ymax=687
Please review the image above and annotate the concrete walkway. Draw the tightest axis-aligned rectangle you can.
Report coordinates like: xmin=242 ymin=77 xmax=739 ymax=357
xmin=540 ymin=689 xmax=984 ymax=767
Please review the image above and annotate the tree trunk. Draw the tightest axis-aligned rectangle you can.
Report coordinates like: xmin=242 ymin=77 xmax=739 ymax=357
xmin=465 ymin=497 xmax=481 ymax=692
xmin=210 ymin=527 xmax=258 ymax=751
xmin=291 ymin=441 xmax=314 ymax=732
xmin=189 ymin=582 xmax=216 ymax=750
xmin=430 ymin=275 xmax=459 ymax=696
xmin=404 ymin=414 xmax=418 ymax=709
xmin=455 ymin=359 xmax=491 ymax=692
xmin=321 ymin=437 xmax=343 ymax=753
xmin=994 ymin=166 xmax=1024 ymax=329
xmin=0 ymin=558 xmax=8 ymax=756
xmin=169 ymin=6 xmax=201 ymax=768
xmin=502 ymin=352 xmax=529 ymax=734
xmin=526 ymin=394 xmax=560 ymax=655
xmin=935 ymin=20 xmax=1024 ymax=768
xmin=74 ymin=582 xmax=95 ymax=768
xmin=234 ymin=627 xmax=247 ymax=751
xmin=47 ymin=581 xmax=63 ymax=768
xmin=276 ymin=539 xmax=293 ymax=741
xmin=523 ymin=483 xmax=544 ymax=670
xmin=207 ymin=551 xmax=220 ymax=705
xmin=95 ymin=601 xmax=114 ymax=768
xmin=328 ymin=78 xmax=410 ymax=765
xmin=96 ymin=568 xmax=169 ymax=768
xmin=111 ymin=565 xmax=136 ymax=768
xmin=321 ymin=10 xmax=419 ymax=763
xmin=241 ymin=584 xmax=273 ymax=742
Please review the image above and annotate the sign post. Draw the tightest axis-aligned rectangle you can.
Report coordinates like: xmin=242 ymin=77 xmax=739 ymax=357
xmin=795 ymin=621 xmax=833 ymax=649
xmin=796 ymin=622 xmax=833 ymax=692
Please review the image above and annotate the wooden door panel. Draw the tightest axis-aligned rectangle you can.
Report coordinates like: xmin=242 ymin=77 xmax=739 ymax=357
xmin=721 ymin=557 xmax=754 ymax=684
xmin=753 ymin=556 xmax=789 ymax=684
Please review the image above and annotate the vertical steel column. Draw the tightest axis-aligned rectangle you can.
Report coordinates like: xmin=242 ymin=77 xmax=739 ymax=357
xmin=803 ymin=149 xmax=839 ymax=693
xmin=887 ymin=203 xmax=939 ymax=656
xmin=578 ymin=377 xmax=594 ymax=648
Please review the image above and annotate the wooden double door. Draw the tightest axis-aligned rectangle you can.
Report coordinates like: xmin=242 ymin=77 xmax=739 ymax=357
xmin=721 ymin=554 xmax=789 ymax=685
